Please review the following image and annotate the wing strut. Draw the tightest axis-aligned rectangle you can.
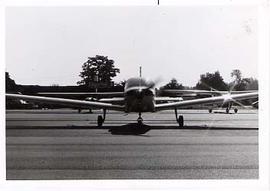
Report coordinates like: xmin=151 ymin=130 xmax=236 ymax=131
xmin=103 ymin=109 xmax=106 ymax=121
xmin=174 ymin=108 xmax=178 ymax=121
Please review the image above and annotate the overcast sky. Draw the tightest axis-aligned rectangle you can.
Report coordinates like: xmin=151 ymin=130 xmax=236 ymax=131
xmin=6 ymin=6 xmax=258 ymax=87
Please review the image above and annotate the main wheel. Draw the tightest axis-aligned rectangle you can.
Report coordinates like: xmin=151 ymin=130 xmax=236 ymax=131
xmin=208 ymin=109 xmax=212 ymax=113
xmin=234 ymin=108 xmax=238 ymax=113
xmin=97 ymin=115 xmax=103 ymax=127
xmin=226 ymin=108 xmax=230 ymax=114
xmin=178 ymin=115 xmax=184 ymax=127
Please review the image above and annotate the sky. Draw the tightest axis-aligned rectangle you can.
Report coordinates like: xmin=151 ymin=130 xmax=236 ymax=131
xmin=5 ymin=6 xmax=258 ymax=87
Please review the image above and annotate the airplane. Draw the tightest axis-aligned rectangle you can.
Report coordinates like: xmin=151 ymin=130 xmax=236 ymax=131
xmin=6 ymin=92 xmax=38 ymax=109
xmin=160 ymin=89 xmax=257 ymax=114
xmin=6 ymin=77 xmax=258 ymax=127
xmin=252 ymin=100 xmax=259 ymax=108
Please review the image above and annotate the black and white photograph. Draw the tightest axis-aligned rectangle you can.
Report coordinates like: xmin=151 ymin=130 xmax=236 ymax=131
xmin=2 ymin=0 xmax=269 ymax=190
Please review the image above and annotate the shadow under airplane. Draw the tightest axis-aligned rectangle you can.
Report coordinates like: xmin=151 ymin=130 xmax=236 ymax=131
xmin=108 ymin=123 xmax=151 ymax=135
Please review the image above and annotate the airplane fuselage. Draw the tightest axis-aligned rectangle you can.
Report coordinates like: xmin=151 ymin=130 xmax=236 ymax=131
xmin=124 ymin=77 xmax=155 ymax=113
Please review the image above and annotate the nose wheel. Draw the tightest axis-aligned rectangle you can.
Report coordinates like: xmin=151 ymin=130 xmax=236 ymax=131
xmin=137 ymin=112 xmax=143 ymax=125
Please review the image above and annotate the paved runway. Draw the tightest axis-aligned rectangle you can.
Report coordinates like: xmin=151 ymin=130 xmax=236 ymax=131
xmin=6 ymin=109 xmax=258 ymax=179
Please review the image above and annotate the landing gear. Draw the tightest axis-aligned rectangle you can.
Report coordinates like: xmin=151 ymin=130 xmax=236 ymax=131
xmin=175 ymin=108 xmax=184 ymax=127
xmin=97 ymin=115 xmax=103 ymax=127
xmin=234 ymin=108 xmax=238 ymax=113
xmin=208 ymin=109 xmax=212 ymax=113
xmin=97 ymin=109 xmax=106 ymax=127
xmin=226 ymin=102 xmax=232 ymax=114
xmin=137 ymin=112 xmax=143 ymax=125
xmin=178 ymin=115 xmax=184 ymax=127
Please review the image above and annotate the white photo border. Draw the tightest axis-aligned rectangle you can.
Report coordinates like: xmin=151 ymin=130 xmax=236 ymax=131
xmin=0 ymin=0 xmax=269 ymax=191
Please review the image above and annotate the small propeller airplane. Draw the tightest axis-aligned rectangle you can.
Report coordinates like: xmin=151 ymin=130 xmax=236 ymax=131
xmin=160 ymin=89 xmax=257 ymax=114
xmin=6 ymin=69 xmax=258 ymax=127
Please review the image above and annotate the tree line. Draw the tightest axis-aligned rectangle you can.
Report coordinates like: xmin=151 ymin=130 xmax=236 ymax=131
xmin=6 ymin=55 xmax=258 ymax=93
xmin=77 ymin=55 xmax=258 ymax=91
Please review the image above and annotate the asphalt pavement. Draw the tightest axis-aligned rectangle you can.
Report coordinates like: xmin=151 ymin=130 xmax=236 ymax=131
xmin=6 ymin=109 xmax=258 ymax=179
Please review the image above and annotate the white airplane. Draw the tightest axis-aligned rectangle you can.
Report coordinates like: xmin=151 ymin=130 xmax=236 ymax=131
xmin=6 ymin=77 xmax=258 ymax=127
xmin=160 ymin=89 xmax=257 ymax=113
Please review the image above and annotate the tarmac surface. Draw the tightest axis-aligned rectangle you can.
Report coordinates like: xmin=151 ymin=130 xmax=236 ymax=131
xmin=6 ymin=109 xmax=258 ymax=180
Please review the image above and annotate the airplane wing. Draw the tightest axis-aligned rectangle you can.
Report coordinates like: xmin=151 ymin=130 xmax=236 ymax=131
xmin=160 ymin=89 xmax=256 ymax=96
xmin=6 ymin=94 xmax=125 ymax=111
xmin=154 ymin=97 xmax=183 ymax=102
xmin=155 ymin=92 xmax=258 ymax=111
xmin=99 ymin=97 xmax=125 ymax=103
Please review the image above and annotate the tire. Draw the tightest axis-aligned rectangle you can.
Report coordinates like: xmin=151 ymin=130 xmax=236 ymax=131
xmin=97 ymin=115 xmax=103 ymax=127
xmin=178 ymin=115 xmax=184 ymax=127
xmin=137 ymin=117 xmax=143 ymax=125
xmin=234 ymin=108 xmax=238 ymax=113
xmin=208 ymin=109 xmax=212 ymax=113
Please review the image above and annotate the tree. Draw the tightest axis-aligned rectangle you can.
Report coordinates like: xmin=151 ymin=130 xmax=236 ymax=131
xmin=230 ymin=69 xmax=257 ymax=91
xmin=162 ymin=78 xmax=184 ymax=89
xmin=6 ymin=72 xmax=17 ymax=92
xmin=246 ymin=78 xmax=258 ymax=90
xmin=231 ymin=69 xmax=242 ymax=84
xmin=230 ymin=78 xmax=250 ymax=91
xmin=77 ymin=55 xmax=120 ymax=88
xmin=195 ymin=71 xmax=228 ymax=91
